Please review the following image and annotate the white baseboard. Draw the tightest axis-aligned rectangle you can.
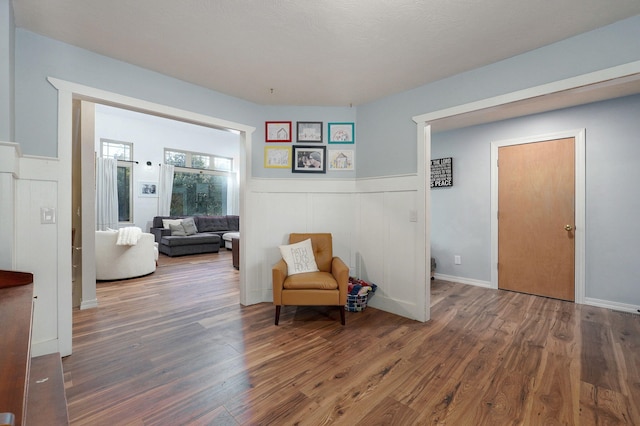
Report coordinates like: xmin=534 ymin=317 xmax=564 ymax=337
xmin=584 ymin=297 xmax=640 ymax=315
xmin=433 ymin=273 xmax=492 ymax=289
xmin=31 ymin=338 xmax=60 ymax=357
xmin=367 ymin=294 xmax=423 ymax=322
xmin=433 ymin=275 xmax=639 ymax=315
xmin=80 ymin=298 xmax=98 ymax=310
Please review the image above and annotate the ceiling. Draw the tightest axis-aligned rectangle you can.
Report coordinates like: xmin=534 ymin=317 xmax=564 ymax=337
xmin=11 ymin=1 xmax=640 ymax=107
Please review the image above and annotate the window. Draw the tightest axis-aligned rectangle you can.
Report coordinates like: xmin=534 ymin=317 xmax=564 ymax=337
xmin=191 ymin=154 xmax=210 ymax=169
xmin=102 ymin=140 xmax=131 ymax=160
xmin=213 ymin=156 xmax=232 ymax=172
xmin=164 ymin=150 xmax=186 ymax=167
xmin=101 ymin=139 xmax=133 ymax=223
xmin=164 ymin=149 xmax=234 ymax=216
xmin=164 ymin=149 xmax=232 ymax=172
xmin=171 ymin=172 xmax=228 ymax=215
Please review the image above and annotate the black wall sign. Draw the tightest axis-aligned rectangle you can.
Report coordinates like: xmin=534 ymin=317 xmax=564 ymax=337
xmin=430 ymin=157 xmax=453 ymax=188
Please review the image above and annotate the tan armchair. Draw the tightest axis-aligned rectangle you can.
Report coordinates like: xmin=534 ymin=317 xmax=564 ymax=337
xmin=272 ymin=233 xmax=349 ymax=325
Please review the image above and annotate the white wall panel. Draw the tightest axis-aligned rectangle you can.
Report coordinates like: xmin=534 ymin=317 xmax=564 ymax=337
xmin=309 ymin=193 xmax=356 ymax=274
xmin=356 ymin=189 xmax=424 ymax=320
xmin=246 ymin=191 xmax=310 ymax=303
xmin=356 ymin=192 xmax=385 ymax=285
xmin=264 ymin=191 xmax=309 ymax=252
xmin=383 ymin=191 xmax=417 ymax=303
xmin=246 ymin=177 xmax=426 ymax=321
xmin=15 ymin=178 xmax=59 ymax=352
xmin=0 ymin=172 xmax=14 ymax=269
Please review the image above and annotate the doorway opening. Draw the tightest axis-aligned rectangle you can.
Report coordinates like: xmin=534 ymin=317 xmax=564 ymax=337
xmin=72 ymin=101 xmax=242 ymax=308
xmin=50 ymin=77 xmax=255 ymax=355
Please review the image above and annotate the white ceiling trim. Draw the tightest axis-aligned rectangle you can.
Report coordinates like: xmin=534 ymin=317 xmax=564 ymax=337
xmin=412 ymin=60 xmax=640 ymax=131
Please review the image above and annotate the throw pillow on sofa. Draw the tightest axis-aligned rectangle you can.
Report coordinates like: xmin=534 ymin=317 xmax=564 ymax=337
xmin=163 ymin=218 xmax=183 ymax=229
xmin=169 ymin=223 xmax=187 ymax=236
xmin=181 ymin=217 xmax=198 ymax=235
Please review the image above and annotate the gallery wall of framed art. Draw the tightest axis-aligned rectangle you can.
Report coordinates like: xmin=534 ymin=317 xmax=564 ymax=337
xmin=263 ymin=121 xmax=355 ymax=174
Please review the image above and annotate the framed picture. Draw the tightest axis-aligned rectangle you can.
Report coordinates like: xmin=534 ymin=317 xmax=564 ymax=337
xmin=265 ymin=121 xmax=292 ymax=142
xmin=328 ymin=122 xmax=355 ymax=144
xmin=139 ymin=181 xmax=158 ymax=197
xmin=431 ymin=157 xmax=453 ymax=188
xmin=292 ymin=146 xmax=326 ymax=173
xmin=328 ymin=149 xmax=355 ymax=171
xmin=264 ymin=146 xmax=292 ymax=168
xmin=296 ymin=121 xmax=323 ymax=142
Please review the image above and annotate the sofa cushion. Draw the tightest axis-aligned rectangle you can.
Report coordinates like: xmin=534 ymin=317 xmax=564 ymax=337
xmin=169 ymin=223 xmax=187 ymax=236
xmin=195 ymin=216 xmax=229 ymax=232
xmin=181 ymin=217 xmax=198 ymax=235
xmin=222 ymin=232 xmax=240 ymax=242
xmin=161 ymin=233 xmax=221 ymax=247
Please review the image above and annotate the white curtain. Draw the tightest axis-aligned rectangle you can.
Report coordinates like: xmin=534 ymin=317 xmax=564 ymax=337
xmin=158 ymin=164 xmax=175 ymax=216
xmin=96 ymin=157 xmax=119 ymax=230
xmin=227 ymin=172 xmax=239 ymax=215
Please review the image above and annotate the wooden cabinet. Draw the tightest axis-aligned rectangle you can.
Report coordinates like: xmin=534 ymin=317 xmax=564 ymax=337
xmin=0 ymin=270 xmax=69 ymax=426
xmin=232 ymin=237 xmax=239 ymax=270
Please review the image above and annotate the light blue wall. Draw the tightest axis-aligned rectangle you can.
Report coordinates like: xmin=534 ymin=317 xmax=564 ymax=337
xmin=431 ymin=94 xmax=640 ymax=306
xmin=12 ymin=16 xmax=640 ymax=178
xmin=356 ymin=15 xmax=640 ymax=178
xmin=0 ymin=0 xmax=14 ymax=141
xmin=13 ymin=29 xmax=357 ymax=178
xmin=14 ymin=29 xmax=262 ymax=159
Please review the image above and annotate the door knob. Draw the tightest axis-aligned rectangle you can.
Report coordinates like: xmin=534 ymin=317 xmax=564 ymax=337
xmin=565 ymin=224 xmax=573 ymax=231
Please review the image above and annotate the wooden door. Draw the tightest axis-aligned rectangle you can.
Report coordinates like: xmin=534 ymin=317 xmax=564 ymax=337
xmin=498 ymin=138 xmax=575 ymax=301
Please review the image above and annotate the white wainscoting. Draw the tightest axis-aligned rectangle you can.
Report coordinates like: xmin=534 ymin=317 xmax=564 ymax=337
xmin=8 ymin=151 xmax=72 ymax=357
xmin=0 ymin=143 xmax=19 ymax=270
xmin=0 ymin=172 xmax=14 ymax=269
xmin=245 ymin=175 xmax=428 ymax=321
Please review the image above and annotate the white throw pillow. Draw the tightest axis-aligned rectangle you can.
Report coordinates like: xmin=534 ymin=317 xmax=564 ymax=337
xmin=162 ymin=218 xmax=183 ymax=229
xmin=279 ymin=238 xmax=319 ymax=276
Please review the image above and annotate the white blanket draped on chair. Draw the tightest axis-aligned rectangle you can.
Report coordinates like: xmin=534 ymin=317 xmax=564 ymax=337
xmin=116 ymin=226 xmax=143 ymax=246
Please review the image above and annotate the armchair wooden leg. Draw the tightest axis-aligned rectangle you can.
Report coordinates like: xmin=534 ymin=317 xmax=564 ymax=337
xmin=275 ymin=306 xmax=281 ymax=325
xmin=340 ymin=306 xmax=345 ymax=325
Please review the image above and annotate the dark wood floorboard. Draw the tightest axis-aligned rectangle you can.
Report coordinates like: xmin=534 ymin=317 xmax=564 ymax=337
xmin=63 ymin=250 xmax=640 ymax=425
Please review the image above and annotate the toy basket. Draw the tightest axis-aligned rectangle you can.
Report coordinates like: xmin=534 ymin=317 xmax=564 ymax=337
xmin=345 ymin=277 xmax=377 ymax=312
xmin=346 ymin=293 xmax=369 ymax=312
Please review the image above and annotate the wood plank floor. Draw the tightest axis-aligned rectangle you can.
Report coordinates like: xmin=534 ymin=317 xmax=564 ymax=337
xmin=63 ymin=250 xmax=640 ymax=425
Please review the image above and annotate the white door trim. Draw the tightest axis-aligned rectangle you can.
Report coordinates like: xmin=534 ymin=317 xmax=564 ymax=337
xmin=47 ymin=77 xmax=255 ymax=355
xmin=490 ymin=129 xmax=586 ymax=303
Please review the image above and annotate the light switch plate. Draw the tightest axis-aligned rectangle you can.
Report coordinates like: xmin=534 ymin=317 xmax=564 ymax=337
xmin=41 ymin=207 xmax=56 ymax=224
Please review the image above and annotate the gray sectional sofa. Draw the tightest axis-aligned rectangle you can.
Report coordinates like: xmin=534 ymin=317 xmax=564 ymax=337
xmin=150 ymin=215 xmax=239 ymax=257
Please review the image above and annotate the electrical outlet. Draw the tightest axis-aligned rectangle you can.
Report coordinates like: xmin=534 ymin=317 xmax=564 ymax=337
xmin=454 ymin=255 xmax=461 ymax=265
